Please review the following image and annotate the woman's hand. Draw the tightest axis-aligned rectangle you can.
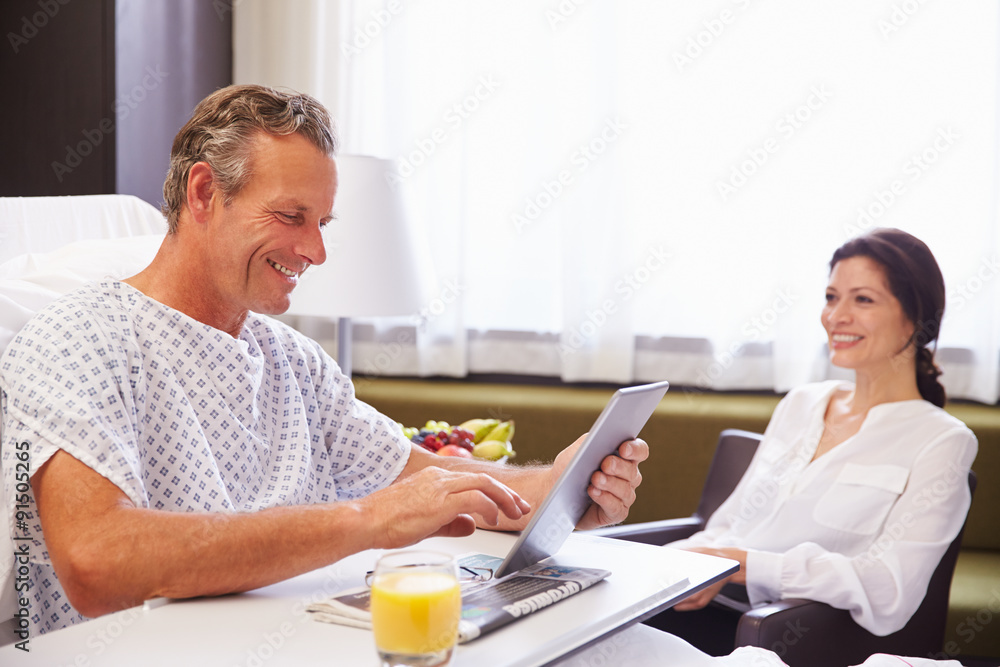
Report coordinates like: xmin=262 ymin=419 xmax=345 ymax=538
xmin=673 ymin=578 xmax=731 ymax=611
xmin=673 ymin=546 xmax=748 ymax=611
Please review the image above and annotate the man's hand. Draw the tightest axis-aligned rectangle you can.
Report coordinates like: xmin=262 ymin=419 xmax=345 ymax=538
xmin=357 ymin=466 xmax=531 ymax=549
xmin=401 ymin=434 xmax=648 ymax=533
xmin=552 ymin=436 xmax=649 ymax=531
xmin=38 ymin=450 xmax=519 ymax=618
xmin=673 ymin=546 xmax=746 ymax=611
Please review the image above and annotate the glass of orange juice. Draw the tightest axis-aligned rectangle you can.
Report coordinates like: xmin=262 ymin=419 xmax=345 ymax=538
xmin=370 ymin=550 xmax=461 ymax=667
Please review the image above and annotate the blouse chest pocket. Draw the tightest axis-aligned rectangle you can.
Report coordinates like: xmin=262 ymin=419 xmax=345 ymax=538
xmin=812 ymin=463 xmax=910 ymax=535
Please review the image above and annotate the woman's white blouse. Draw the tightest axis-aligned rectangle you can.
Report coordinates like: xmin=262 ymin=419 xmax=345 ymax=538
xmin=669 ymin=380 xmax=978 ymax=636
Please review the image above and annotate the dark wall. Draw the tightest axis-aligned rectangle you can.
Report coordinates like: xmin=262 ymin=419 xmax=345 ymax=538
xmin=0 ymin=0 xmax=117 ymax=196
xmin=0 ymin=0 xmax=233 ymax=206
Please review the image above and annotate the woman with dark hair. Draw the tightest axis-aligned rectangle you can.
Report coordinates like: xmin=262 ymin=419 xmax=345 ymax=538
xmin=646 ymin=228 xmax=978 ymax=654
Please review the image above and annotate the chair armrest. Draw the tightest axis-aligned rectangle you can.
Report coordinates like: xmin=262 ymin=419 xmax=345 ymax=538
xmin=591 ymin=517 xmax=704 ymax=546
xmin=736 ymin=598 xmax=876 ymax=667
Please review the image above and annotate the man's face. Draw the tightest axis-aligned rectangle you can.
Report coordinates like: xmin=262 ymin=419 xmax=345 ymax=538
xmin=208 ymin=132 xmax=337 ymax=319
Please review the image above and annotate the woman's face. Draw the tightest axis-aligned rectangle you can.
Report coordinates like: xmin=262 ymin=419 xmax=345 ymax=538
xmin=822 ymin=256 xmax=915 ymax=372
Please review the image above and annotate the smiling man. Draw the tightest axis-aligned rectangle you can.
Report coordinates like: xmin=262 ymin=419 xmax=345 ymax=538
xmin=0 ymin=85 xmax=648 ymax=636
xmin=129 ymin=129 xmax=336 ymax=335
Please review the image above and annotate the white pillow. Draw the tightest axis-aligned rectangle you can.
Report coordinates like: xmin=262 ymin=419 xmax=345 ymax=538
xmin=0 ymin=234 xmax=163 ymax=623
xmin=0 ymin=194 xmax=166 ymax=265
xmin=0 ymin=234 xmax=164 ymax=359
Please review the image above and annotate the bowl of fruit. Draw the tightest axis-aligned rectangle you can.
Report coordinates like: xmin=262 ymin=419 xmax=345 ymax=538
xmin=400 ymin=418 xmax=516 ymax=463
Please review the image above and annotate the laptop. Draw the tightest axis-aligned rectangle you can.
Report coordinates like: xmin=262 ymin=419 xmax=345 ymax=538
xmin=493 ymin=380 xmax=670 ymax=578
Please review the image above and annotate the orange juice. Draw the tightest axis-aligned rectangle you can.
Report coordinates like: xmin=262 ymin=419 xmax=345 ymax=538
xmin=371 ymin=571 xmax=461 ymax=657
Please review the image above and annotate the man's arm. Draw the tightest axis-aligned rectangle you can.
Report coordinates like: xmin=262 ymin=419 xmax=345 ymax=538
xmin=398 ymin=435 xmax=649 ymax=531
xmin=36 ymin=431 xmax=646 ymax=618
xmin=33 ymin=450 xmax=529 ymax=618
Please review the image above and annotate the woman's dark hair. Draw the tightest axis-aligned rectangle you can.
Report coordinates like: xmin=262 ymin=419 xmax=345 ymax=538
xmin=829 ymin=228 xmax=947 ymax=407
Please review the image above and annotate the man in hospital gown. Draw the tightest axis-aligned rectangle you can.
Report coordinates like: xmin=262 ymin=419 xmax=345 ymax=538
xmin=0 ymin=84 xmax=648 ymax=635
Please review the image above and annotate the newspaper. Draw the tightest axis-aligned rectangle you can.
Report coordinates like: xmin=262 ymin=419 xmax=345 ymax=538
xmin=307 ymin=554 xmax=611 ymax=643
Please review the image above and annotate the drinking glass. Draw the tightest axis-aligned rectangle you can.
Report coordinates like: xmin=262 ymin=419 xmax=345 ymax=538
xmin=370 ymin=550 xmax=461 ymax=667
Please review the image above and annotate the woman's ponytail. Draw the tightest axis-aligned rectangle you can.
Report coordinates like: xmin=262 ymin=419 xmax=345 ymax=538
xmin=915 ymin=346 xmax=946 ymax=408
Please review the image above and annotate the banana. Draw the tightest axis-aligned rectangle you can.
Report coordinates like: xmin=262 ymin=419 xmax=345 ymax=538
xmin=483 ymin=420 xmax=514 ymax=444
xmin=458 ymin=418 xmax=500 ymax=443
xmin=472 ymin=439 xmax=515 ymax=461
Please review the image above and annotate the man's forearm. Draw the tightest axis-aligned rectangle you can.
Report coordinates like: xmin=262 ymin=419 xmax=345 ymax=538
xmin=35 ymin=449 xmax=530 ymax=618
xmin=128 ymin=504 xmax=373 ymax=602
xmin=35 ymin=452 xmax=376 ymax=617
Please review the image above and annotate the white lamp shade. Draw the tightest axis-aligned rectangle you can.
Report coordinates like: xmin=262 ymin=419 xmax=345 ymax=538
xmin=287 ymin=154 xmax=427 ymax=318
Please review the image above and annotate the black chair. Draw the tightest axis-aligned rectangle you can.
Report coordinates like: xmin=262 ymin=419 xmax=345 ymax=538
xmin=595 ymin=429 xmax=976 ymax=667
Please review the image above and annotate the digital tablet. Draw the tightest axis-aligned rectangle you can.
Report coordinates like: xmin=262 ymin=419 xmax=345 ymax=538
xmin=493 ymin=380 xmax=670 ymax=579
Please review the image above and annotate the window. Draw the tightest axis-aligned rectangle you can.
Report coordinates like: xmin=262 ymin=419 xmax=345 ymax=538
xmin=237 ymin=0 xmax=1000 ymax=402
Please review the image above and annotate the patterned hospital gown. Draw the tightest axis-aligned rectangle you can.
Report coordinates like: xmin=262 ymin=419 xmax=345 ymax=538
xmin=0 ymin=281 xmax=410 ymax=634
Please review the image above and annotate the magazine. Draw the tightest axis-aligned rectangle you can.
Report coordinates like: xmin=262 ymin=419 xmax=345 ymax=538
xmin=307 ymin=554 xmax=613 ymax=642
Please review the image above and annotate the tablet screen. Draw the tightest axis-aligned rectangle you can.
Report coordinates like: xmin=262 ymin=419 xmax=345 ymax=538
xmin=494 ymin=380 xmax=669 ymax=578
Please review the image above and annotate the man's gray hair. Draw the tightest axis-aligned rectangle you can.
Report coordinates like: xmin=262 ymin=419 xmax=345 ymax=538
xmin=162 ymin=84 xmax=339 ymax=233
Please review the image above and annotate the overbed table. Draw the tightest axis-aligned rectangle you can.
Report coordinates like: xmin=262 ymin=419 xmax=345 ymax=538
xmin=1 ymin=530 xmax=737 ymax=666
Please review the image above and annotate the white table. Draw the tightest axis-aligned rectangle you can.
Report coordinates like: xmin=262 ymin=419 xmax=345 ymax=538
xmin=1 ymin=531 xmax=737 ymax=666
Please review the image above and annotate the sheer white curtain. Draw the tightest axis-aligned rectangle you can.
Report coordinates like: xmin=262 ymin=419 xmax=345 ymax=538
xmin=235 ymin=0 xmax=1000 ymax=404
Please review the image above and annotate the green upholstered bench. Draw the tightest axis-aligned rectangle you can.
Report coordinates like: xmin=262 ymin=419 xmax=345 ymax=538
xmin=356 ymin=378 xmax=1000 ymax=660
